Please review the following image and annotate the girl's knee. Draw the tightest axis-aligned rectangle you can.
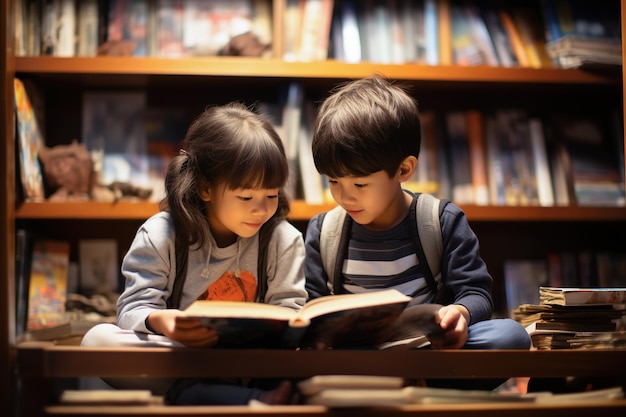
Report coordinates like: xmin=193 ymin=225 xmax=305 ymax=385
xmin=81 ymin=323 xmax=122 ymax=347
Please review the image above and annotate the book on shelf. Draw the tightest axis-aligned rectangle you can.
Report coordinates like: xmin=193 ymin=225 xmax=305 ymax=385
xmin=298 ymin=375 xmax=404 ymax=397
xmin=82 ymin=90 xmax=150 ymax=190
xmin=539 ymin=286 xmax=626 ymax=306
xmin=528 ymin=117 xmax=555 ymax=207
xmin=106 ymin=0 xmax=150 ymax=56
xmin=76 ymin=0 xmax=99 ymax=57
xmin=509 ymin=5 xmax=554 ymax=68
xmin=78 ymin=239 xmax=119 ymax=296
xmin=503 ymin=259 xmax=548 ymax=314
xmin=60 ymin=389 xmax=162 ymax=405
xmin=479 ymin=5 xmax=518 ymax=67
xmin=465 ymin=110 xmax=489 ymax=205
xmin=26 ymin=239 xmax=71 ymax=331
xmin=181 ymin=0 xmax=255 ymax=57
xmin=297 ymin=0 xmax=334 ymax=62
xmin=596 ymin=251 xmax=626 ymax=288
xmin=298 ymin=101 xmax=326 ymax=205
xmin=157 ymin=0 xmax=185 ymax=57
xmin=14 ymin=77 xmax=45 ymax=202
xmin=179 ymin=289 xmax=424 ymax=349
xmin=444 ymin=111 xmax=473 ymax=204
xmin=15 ymin=229 xmax=35 ymax=337
xmin=335 ymin=0 xmax=361 ymax=63
xmin=548 ymin=114 xmax=625 ymax=207
xmin=497 ymin=7 xmax=530 ymax=67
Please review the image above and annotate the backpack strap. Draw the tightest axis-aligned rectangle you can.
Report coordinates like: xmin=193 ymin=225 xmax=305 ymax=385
xmin=319 ymin=205 xmax=349 ymax=294
xmin=414 ymin=193 xmax=443 ymax=292
xmin=168 ymin=232 xmax=189 ymax=309
xmin=319 ymin=193 xmax=446 ymax=298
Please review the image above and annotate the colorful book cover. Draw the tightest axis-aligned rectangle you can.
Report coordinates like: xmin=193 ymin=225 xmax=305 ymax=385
xmin=14 ymin=78 xmax=45 ymax=202
xmin=27 ymin=239 xmax=70 ymax=331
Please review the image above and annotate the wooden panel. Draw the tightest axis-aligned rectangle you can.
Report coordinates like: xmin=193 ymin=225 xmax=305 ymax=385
xmin=15 ymin=57 xmax=620 ymax=85
xmin=17 ymin=344 xmax=626 ymax=379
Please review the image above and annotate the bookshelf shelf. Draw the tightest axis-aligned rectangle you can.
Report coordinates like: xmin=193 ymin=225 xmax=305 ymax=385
xmin=15 ymin=201 xmax=626 ymax=222
xmin=15 ymin=56 xmax=620 ymax=85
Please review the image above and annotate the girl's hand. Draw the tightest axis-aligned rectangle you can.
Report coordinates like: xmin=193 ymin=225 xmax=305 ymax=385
xmin=147 ymin=309 xmax=218 ymax=348
xmin=429 ymin=304 xmax=469 ymax=350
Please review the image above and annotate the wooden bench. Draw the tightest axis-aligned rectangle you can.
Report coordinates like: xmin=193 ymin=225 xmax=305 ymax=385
xmin=16 ymin=342 xmax=626 ymax=416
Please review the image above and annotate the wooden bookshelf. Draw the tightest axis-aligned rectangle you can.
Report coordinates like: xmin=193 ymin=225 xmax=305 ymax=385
xmin=3 ymin=1 xmax=626 ymax=416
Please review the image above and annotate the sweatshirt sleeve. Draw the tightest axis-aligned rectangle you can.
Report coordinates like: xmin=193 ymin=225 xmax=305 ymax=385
xmin=440 ymin=203 xmax=494 ymax=324
xmin=116 ymin=213 xmax=176 ymax=333
xmin=303 ymin=213 xmax=333 ymax=299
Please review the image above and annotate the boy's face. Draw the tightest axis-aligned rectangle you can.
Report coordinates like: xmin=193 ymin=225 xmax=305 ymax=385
xmin=201 ymin=184 xmax=280 ymax=246
xmin=327 ymin=170 xmax=410 ymax=231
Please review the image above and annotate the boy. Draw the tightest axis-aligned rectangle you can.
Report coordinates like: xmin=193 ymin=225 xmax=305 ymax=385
xmin=304 ymin=75 xmax=530 ymax=389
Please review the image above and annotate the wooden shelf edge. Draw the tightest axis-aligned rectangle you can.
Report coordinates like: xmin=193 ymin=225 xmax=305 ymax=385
xmin=15 ymin=201 xmax=626 ymax=222
xmin=14 ymin=57 xmax=620 ymax=85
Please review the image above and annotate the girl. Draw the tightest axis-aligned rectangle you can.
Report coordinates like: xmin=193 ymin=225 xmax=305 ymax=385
xmin=82 ymin=102 xmax=307 ymax=405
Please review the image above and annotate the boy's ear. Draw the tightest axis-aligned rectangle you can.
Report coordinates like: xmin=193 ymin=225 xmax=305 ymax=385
xmin=397 ymin=156 xmax=417 ymax=181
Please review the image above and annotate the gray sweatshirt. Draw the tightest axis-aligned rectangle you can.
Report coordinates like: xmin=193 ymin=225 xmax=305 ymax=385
xmin=117 ymin=211 xmax=307 ymax=333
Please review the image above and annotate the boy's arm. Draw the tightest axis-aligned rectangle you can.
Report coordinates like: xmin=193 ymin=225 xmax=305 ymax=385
xmin=304 ymin=213 xmax=333 ymax=299
xmin=440 ymin=204 xmax=494 ymax=325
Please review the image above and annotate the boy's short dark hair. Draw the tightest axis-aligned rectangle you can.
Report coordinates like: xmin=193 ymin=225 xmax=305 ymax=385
xmin=312 ymin=75 xmax=421 ymax=178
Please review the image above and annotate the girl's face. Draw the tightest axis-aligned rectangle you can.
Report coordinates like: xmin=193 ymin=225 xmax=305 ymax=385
xmin=202 ymin=183 xmax=280 ymax=247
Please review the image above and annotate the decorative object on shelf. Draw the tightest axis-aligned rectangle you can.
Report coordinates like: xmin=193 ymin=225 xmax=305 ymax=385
xmin=39 ymin=140 xmax=93 ymax=201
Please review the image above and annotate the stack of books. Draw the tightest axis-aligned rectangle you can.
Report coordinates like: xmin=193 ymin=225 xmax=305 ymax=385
xmin=512 ymin=287 xmax=626 ymax=350
xmin=546 ymin=35 xmax=622 ymax=69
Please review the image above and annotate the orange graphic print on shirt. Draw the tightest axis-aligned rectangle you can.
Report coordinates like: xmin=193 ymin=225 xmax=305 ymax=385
xmin=201 ymin=270 xmax=257 ymax=302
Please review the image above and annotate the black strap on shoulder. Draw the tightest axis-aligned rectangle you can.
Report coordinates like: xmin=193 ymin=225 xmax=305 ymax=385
xmin=168 ymin=232 xmax=189 ymax=309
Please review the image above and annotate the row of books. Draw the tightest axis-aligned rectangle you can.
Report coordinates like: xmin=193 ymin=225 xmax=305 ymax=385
xmin=15 ymin=75 xmax=625 ymax=209
xmin=15 ymin=229 xmax=119 ymax=338
xmin=503 ymin=251 xmax=626 ymax=313
xmin=15 ymin=0 xmax=273 ymax=58
xmin=14 ymin=0 xmax=622 ymax=70
xmin=512 ymin=286 xmax=626 ymax=351
xmin=293 ymin=101 xmax=624 ymax=208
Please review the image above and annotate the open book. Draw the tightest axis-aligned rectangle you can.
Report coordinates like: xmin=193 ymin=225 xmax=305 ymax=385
xmin=180 ymin=289 xmax=418 ymax=349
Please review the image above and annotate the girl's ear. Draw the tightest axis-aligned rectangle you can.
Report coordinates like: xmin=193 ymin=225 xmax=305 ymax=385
xmin=199 ymin=188 xmax=211 ymax=201
xmin=397 ymin=156 xmax=417 ymax=182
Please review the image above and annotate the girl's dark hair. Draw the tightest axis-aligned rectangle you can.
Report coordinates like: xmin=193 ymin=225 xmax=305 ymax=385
xmin=312 ymin=75 xmax=421 ymax=178
xmin=160 ymin=102 xmax=290 ymax=248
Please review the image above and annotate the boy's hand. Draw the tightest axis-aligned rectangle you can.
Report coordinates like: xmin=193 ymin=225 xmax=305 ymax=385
xmin=430 ymin=304 xmax=469 ymax=349
xmin=147 ymin=309 xmax=218 ymax=348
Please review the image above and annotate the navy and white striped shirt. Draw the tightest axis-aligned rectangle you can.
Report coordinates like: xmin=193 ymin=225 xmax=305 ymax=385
xmin=342 ymin=214 xmax=433 ymax=304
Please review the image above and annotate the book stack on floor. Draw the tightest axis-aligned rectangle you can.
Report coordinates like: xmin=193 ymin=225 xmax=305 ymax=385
xmin=512 ymin=287 xmax=626 ymax=350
